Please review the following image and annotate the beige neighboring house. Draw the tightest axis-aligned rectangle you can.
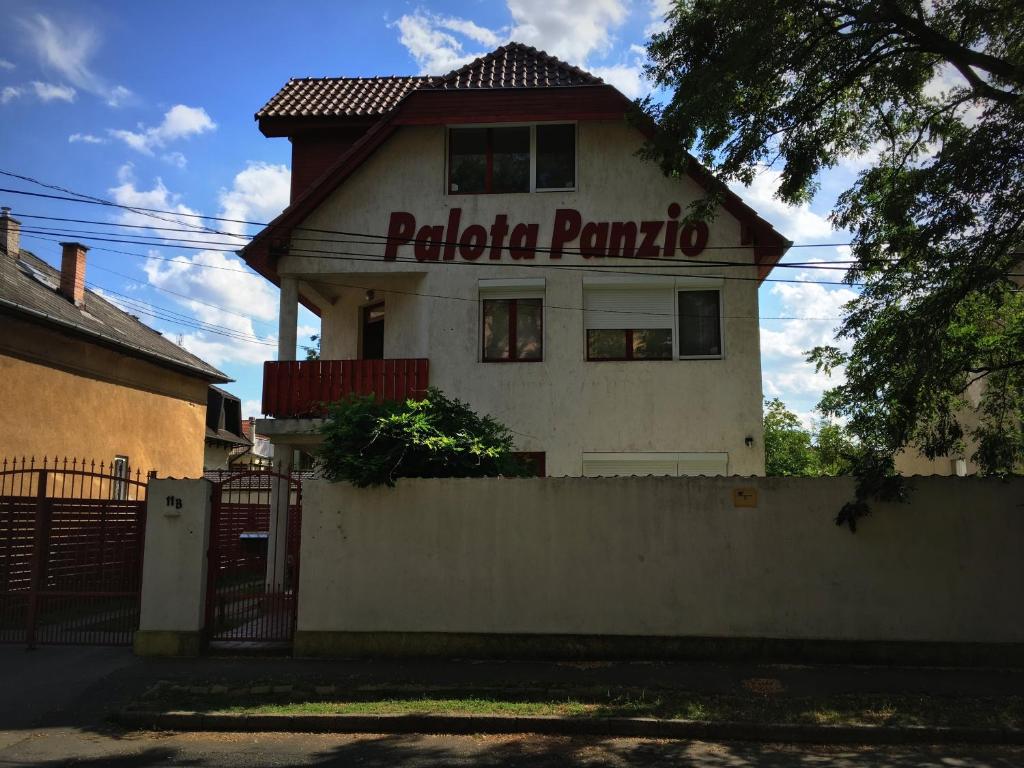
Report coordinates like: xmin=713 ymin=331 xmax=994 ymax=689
xmin=0 ymin=207 xmax=229 ymax=477
xmin=241 ymin=43 xmax=794 ymax=478
xmin=204 ymin=385 xmax=251 ymax=470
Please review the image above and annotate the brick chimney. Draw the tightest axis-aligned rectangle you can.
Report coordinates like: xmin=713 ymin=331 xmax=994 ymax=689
xmin=59 ymin=241 xmax=89 ymax=307
xmin=0 ymin=207 xmax=19 ymax=260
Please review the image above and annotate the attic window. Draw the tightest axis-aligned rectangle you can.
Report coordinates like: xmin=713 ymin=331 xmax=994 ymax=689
xmin=448 ymin=124 xmax=576 ymax=194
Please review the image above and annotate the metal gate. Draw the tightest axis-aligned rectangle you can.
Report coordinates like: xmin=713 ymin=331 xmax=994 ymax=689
xmin=0 ymin=457 xmax=148 ymax=647
xmin=204 ymin=468 xmax=302 ymax=647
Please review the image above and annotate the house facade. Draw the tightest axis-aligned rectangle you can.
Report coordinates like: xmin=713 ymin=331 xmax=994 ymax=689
xmin=244 ymin=44 xmax=791 ymax=478
xmin=0 ymin=208 xmax=229 ymax=477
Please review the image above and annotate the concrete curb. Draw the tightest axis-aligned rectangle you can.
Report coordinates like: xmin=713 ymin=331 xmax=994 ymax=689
xmin=115 ymin=710 xmax=1024 ymax=745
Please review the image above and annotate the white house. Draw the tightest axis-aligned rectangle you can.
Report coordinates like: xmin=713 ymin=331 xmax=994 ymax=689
xmin=243 ymin=43 xmax=791 ymax=478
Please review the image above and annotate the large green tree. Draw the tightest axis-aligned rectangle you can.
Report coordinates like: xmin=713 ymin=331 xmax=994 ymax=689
xmin=645 ymin=0 xmax=1023 ymax=527
xmin=763 ymin=398 xmax=862 ymax=476
xmin=764 ymin=398 xmax=817 ymax=476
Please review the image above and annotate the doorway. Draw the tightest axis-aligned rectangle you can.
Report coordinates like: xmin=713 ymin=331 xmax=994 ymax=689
xmin=361 ymin=302 xmax=384 ymax=359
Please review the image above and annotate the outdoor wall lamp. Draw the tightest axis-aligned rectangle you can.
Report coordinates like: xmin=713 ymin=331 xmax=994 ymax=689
xmin=745 ymin=436 xmax=754 ymax=447
xmin=365 ymin=289 xmax=375 ymax=301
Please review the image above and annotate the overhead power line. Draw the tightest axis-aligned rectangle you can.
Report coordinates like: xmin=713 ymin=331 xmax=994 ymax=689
xmin=0 ymin=170 xmax=246 ymax=240
xmin=21 ymin=232 xmax=840 ymax=324
xmin=14 ymin=216 xmax=863 ymax=272
xmin=1 ymin=178 xmax=858 ymax=255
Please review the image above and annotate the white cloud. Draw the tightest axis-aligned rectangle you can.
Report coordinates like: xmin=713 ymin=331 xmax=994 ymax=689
xmin=1 ymin=86 xmax=22 ymax=104
xmin=110 ymin=104 xmax=216 ymax=155
xmin=507 ymin=0 xmax=628 ymax=65
xmin=108 ymin=165 xmax=240 ymax=248
xmin=31 ymin=80 xmax=75 ymax=102
xmin=0 ymin=59 xmax=15 ymax=70
xmin=645 ymin=0 xmax=674 ymax=36
xmin=590 ymin=64 xmax=648 ymax=99
xmin=106 ymin=85 xmax=131 ymax=108
xmin=729 ymin=166 xmax=836 ymax=243
xmin=394 ymin=12 xmax=486 ymax=74
xmin=923 ymin=62 xmax=985 ymax=126
xmin=18 ymin=13 xmax=131 ymax=106
xmin=838 ymin=140 xmax=887 ymax=173
xmin=394 ymin=0 xmax=631 ymax=75
xmin=143 ymin=249 xmax=278 ymax=324
xmin=141 ymin=250 xmax=278 ymax=366
xmin=68 ymin=132 xmax=106 ymax=144
xmin=217 ymin=162 xmax=291 ymax=237
xmin=105 ymin=168 xmax=286 ymax=367
xmin=242 ymin=399 xmax=263 ymax=419
xmin=162 ymin=151 xmax=188 ymax=168
xmin=760 ymin=268 xmax=857 ymax=410
xmin=436 ymin=17 xmax=502 ymax=46
xmin=175 ymin=329 xmax=275 ymax=367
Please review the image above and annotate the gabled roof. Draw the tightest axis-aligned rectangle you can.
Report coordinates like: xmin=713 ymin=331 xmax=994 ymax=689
xmin=432 ymin=43 xmax=605 ymax=90
xmin=255 ymin=43 xmax=605 ymax=122
xmin=0 ymin=249 xmax=229 ymax=382
xmin=256 ymin=76 xmax=434 ymax=119
xmin=244 ymin=42 xmax=791 ymax=297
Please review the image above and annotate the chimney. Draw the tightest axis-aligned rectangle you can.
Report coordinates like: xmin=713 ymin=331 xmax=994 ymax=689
xmin=0 ymin=207 xmax=19 ymax=260
xmin=59 ymin=241 xmax=89 ymax=307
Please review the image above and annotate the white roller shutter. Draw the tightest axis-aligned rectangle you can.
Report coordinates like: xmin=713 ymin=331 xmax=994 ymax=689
xmin=478 ymin=277 xmax=545 ymax=300
xmin=583 ymin=288 xmax=674 ymax=330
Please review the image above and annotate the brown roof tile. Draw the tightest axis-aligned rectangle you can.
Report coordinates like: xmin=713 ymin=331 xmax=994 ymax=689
xmin=256 ymin=76 xmax=434 ymax=119
xmin=434 ymin=43 xmax=604 ymax=90
xmin=256 ymin=43 xmax=604 ymax=120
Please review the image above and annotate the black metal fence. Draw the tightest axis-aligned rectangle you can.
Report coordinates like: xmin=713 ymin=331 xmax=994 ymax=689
xmin=0 ymin=457 xmax=148 ymax=647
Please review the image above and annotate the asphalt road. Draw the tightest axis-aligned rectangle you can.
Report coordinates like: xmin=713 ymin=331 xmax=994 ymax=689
xmin=2 ymin=729 xmax=1024 ymax=768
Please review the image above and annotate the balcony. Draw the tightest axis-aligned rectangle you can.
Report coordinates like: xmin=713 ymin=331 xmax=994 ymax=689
xmin=262 ymin=359 xmax=429 ymax=419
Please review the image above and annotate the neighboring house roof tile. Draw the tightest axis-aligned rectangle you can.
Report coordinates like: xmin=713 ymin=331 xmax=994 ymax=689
xmin=205 ymin=426 xmax=251 ymax=446
xmin=255 ymin=43 xmax=604 ymax=120
xmin=0 ymin=249 xmax=229 ymax=382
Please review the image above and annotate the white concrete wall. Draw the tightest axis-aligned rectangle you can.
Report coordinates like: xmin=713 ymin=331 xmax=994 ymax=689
xmin=298 ymin=476 xmax=1024 ymax=644
xmin=281 ymin=122 xmax=766 ymax=476
xmin=138 ymin=478 xmax=211 ymax=633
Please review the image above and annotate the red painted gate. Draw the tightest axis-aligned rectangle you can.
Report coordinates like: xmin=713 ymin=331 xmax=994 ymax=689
xmin=0 ymin=457 xmax=148 ymax=647
xmin=204 ymin=468 xmax=302 ymax=648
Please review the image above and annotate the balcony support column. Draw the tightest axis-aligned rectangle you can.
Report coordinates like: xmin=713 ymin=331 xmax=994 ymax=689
xmin=278 ymin=277 xmax=298 ymax=362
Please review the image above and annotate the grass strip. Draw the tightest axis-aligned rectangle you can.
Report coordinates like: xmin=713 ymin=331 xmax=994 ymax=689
xmin=134 ymin=685 xmax=1024 ymax=730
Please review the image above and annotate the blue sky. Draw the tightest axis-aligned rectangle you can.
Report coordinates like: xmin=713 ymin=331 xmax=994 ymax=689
xmin=0 ymin=0 xmax=862 ymax=425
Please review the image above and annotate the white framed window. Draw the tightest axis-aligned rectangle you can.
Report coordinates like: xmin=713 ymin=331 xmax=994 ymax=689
xmin=447 ymin=123 xmax=577 ymax=194
xmin=479 ymin=278 xmax=545 ymax=362
xmin=677 ymin=287 xmax=723 ymax=359
xmin=582 ymin=452 xmax=730 ymax=477
xmin=111 ymin=455 xmax=129 ymax=501
xmin=582 ymin=277 xmax=725 ymax=361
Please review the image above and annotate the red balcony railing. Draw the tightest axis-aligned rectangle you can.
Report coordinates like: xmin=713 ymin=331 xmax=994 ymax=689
xmin=262 ymin=359 xmax=429 ymax=418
